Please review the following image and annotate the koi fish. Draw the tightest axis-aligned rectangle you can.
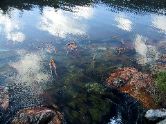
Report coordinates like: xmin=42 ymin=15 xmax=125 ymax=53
xmin=67 ymin=42 xmax=77 ymax=51
xmin=49 ymin=58 xmax=58 ymax=77
xmin=47 ymin=45 xmax=58 ymax=54
xmin=66 ymin=41 xmax=79 ymax=57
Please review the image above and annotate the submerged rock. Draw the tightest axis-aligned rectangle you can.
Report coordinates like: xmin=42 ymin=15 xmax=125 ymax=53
xmin=11 ymin=107 xmax=63 ymax=124
xmin=145 ymin=109 xmax=166 ymax=121
xmin=106 ymin=67 xmax=153 ymax=88
xmin=106 ymin=67 xmax=156 ymax=108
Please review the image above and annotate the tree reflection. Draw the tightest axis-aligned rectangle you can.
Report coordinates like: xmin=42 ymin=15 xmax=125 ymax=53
xmin=0 ymin=0 xmax=165 ymax=14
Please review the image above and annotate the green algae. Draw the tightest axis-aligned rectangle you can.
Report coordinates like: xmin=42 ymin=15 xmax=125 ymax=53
xmin=85 ymin=83 xmax=106 ymax=94
xmin=64 ymin=93 xmax=113 ymax=124
xmin=155 ymin=71 xmax=166 ymax=92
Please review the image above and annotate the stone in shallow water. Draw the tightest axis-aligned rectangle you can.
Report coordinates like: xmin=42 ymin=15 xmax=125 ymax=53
xmin=145 ymin=109 xmax=166 ymax=121
xmin=106 ymin=67 xmax=156 ymax=108
xmin=157 ymin=118 xmax=166 ymax=124
xmin=11 ymin=107 xmax=63 ymax=124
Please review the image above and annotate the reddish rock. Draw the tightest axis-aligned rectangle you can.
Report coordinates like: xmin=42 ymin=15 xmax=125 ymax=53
xmin=12 ymin=107 xmax=63 ymax=124
xmin=106 ymin=67 xmax=156 ymax=108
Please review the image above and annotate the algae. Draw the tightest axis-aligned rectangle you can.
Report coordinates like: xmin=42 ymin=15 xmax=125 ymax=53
xmin=155 ymin=71 xmax=166 ymax=92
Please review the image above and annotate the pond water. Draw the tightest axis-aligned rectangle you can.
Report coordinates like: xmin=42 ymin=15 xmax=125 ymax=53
xmin=0 ymin=0 xmax=166 ymax=124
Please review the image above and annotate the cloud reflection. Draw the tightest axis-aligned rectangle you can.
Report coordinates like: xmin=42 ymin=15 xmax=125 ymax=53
xmin=10 ymin=51 xmax=49 ymax=91
xmin=115 ymin=15 xmax=132 ymax=32
xmin=134 ymin=34 xmax=159 ymax=65
xmin=134 ymin=35 xmax=147 ymax=57
xmin=152 ymin=15 xmax=166 ymax=34
xmin=0 ymin=10 xmax=25 ymax=43
xmin=39 ymin=6 xmax=93 ymax=38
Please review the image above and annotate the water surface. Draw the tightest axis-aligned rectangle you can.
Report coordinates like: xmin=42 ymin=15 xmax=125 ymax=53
xmin=0 ymin=0 xmax=166 ymax=123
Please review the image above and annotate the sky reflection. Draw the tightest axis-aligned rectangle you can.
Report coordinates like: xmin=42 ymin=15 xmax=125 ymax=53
xmin=115 ymin=14 xmax=132 ymax=32
xmin=134 ymin=34 xmax=159 ymax=65
xmin=0 ymin=4 xmax=165 ymax=51
xmin=152 ymin=15 xmax=166 ymax=34
xmin=0 ymin=9 xmax=25 ymax=43
xmin=39 ymin=6 xmax=93 ymax=38
xmin=10 ymin=51 xmax=49 ymax=86
xmin=7 ymin=50 xmax=50 ymax=98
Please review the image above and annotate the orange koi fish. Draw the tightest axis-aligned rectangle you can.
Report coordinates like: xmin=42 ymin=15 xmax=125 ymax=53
xmin=49 ymin=58 xmax=58 ymax=76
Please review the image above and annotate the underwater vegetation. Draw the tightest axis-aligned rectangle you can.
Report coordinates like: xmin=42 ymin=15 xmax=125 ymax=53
xmin=153 ymin=71 xmax=166 ymax=107
xmin=155 ymin=71 xmax=166 ymax=92
xmin=44 ymin=54 xmax=147 ymax=124
xmin=85 ymin=83 xmax=106 ymax=94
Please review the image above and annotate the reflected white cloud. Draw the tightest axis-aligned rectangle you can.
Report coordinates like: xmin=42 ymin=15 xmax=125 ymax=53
xmin=10 ymin=51 xmax=49 ymax=87
xmin=115 ymin=15 xmax=132 ymax=32
xmin=0 ymin=10 xmax=25 ymax=43
xmin=7 ymin=32 xmax=25 ymax=42
xmin=134 ymin=35 xmax=147 ymax=57
xmin=39 ymin=6 xmax=93 ymax=38
xmin=8 ymin=51 xmax=50 ymax=99
xmin=134 ymin=34 xmax=159 ymax=65
xmin=152 ymin=15 xmax=166 ymax=34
